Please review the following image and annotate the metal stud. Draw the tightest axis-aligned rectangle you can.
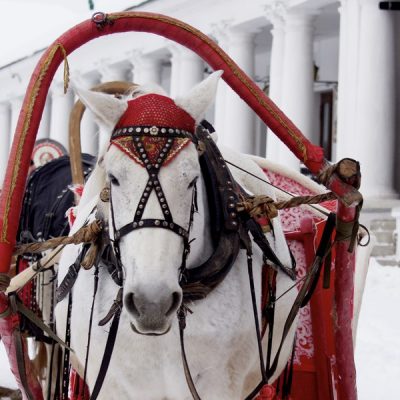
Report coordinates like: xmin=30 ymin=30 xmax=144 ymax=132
xmin=162 ymin=204 xmax=167 ymax=209
xmin=128 ymin=127 xmax=134 ymax=133
xmin=150 ymin=126 xmax=159 ymax=135
xmin=160 ymin=198 xmax=165 ymax=203
xmin=230 ymin=212 xmax=237 ymax=218
xmin=168 ymin=128 xmax=174 ymax=134
xmin=161 ymin=128 xmax=166 ymax=133
xmin=137 ymin=211 xmax=141 ymax=215
xmin=132 ymin=222 xmax=138 ymax=228
xmin=147 ymin=165 xmax=151 ymax=170
xmin=139 ymin=204 xmax=144 ymax=209
xmin=136 ymin=127 xmax=141 ymax=133
xmin=228 ymin=203 xmax=235 ymax=209
xmin=144 ymin=128 xmax=149 ymax=133
xmin=165 ymin=211 xmax=170 ymax=215
xmin=163 ymin=221 xmax=168 ymax=227
xmin=155 ymin=220 xmax=160 ymax=226
xmin=170 ymin=223 xmax=174 ymax=229
xmin=139 ymin=221 xmax=144 ymax=226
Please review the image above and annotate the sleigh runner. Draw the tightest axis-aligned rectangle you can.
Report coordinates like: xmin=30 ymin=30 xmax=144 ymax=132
xmin=0 ymin=12 xmax=369 ymax=400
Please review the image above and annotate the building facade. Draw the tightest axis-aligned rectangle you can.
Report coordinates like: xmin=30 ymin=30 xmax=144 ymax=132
xmin=0 ymin=0 xmax=399 ymax=201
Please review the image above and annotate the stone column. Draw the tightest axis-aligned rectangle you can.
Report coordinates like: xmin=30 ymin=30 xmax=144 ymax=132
xmin=219 ymin=26 xmax=256 ymax=154
xmin=212 ymin=22 xmax=230 ymax=143
xmin=336 ymin=0 xmax=361 ymax=161
xmin=80 ymin=73 xmax=100 ymax=156
xmin=0 ymin=103 xmax=11 ymax=185
xmin=49 ymin=82 xmax=74 ymax=150
xmin=130 ymin=52 xmax=163 ymax=85
xmin=37 ymin=98 xmax=51 ymax=140
xmin=98 ymin=61 xmax=128 ymax=83
xmin=265 ymin=2 xmax=287 ymax=162
xmin=353 ymin=0 xmax=396 ymax=198
xmin=169 ymin=46 xmax=204 ymax=98
xmin=280 ymin=10 xmax=317 ymax=171
xmin=9 ymin=98 xmax=23 ymax=150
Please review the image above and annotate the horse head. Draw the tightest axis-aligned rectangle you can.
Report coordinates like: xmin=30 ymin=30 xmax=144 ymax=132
xmin=74 ymin=71 xmax=222 ymax=335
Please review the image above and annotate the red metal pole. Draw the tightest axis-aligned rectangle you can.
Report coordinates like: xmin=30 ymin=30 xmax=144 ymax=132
xmin=0 ymin=12 xmax=362 ymax=273
xmin=334 ymin=203 xmax=358 ymax=400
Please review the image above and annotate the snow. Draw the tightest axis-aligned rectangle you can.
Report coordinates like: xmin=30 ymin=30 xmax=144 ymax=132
xmin=355 ymin=258 xmax=400 ymax=399
xmin=1 ymin=257 xmax=400 ymax=397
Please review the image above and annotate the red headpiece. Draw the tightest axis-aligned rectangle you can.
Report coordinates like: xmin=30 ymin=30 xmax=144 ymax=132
xmin=111 ymin=94 xmax=195 ymax=167
xmin=114 ymin=93 xmax=195 ymax=133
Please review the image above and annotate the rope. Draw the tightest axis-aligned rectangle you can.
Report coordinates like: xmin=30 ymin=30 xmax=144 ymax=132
xmin=15 ymin=220 xmax=102 ymax=255
xmin=0 ymin=273 xmax=11 ymax=292
xmin=237 ymin=192 xmax=336 ymax=221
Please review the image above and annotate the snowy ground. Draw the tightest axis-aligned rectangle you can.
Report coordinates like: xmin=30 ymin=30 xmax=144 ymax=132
xmin=1 ymin=258 xmax=399 ymax=398
xmin=355 ymin=258 xmax=400 ymax=399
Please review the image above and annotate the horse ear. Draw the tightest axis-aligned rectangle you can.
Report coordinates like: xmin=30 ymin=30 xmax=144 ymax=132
xmin=72 ymin=84 xmax=128 ymax=130
xmin=175 ymin=70 xmax=223 ymax=123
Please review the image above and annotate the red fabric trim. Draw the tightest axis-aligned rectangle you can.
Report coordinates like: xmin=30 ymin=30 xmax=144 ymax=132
xmin=111 ymin=136 xmax=191 ymax=167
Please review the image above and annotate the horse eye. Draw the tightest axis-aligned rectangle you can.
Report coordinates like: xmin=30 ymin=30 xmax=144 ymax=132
xmin=109 ymin=174 xmax=120 ymax=186
xmin=188 ymin=177 xmax=198 ymax=189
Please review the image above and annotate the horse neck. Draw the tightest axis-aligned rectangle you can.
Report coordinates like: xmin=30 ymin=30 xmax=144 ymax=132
xmin=187 ymin=174 xmax=213 ymax=268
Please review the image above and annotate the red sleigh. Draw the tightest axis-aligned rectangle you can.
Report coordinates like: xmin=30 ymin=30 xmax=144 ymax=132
xmin=0 ymin=12 xmax=365 ymax=400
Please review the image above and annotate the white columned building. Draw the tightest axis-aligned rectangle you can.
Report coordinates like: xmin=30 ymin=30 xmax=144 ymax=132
xmin=212 ymin=22 xmax=229 ymax=142
xmin=9 ymin=97 xmax=23 ymax=150
xmin=0 ymin=0 xmax=398 ymax=203
xmin=49 ymin=82 xmax=74 ymax=151
xmin=280 ymin=10 xmax=316 ymax=171
xmin=266 ymin=3 xmax=287 ymax=163
xmin=336 ymin=0 xmax=361 ymax=161
xmin=221 ymin=26 xmax=256 ymax=154
xmin=170 ymin=46 xmax=204 ymax=97
xmin=99 ymin=62 xmax=128 ymax=83
xmin=353 ymin=0 xmax=396 ymax=199
xmin=131 ymin=53 xmax=163 ymax=86
xmin=79 ymin=72 xmax=100 ymax=156
xmin=37 ymin=99 xmax=51 ymax=140
xmin=0 ymin=103 xmax=11 ymax=184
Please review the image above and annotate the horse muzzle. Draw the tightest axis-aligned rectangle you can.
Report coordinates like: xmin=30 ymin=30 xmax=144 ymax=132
xmin=124 ymin=289 xmax=182 ymax=335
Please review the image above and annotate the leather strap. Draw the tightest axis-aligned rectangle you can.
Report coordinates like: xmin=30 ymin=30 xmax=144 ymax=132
xmin=15 ymin=298 xmax=72 ymax=351
xmin=90 ymin=305 xmax=122 ymax=400
xmin=9 ymin=295 xmax=36 ymax=400
xmin=245 ymin=213 xmax=336 ymax=399
xmin=178 ymin=306 xmax=202 ymax=400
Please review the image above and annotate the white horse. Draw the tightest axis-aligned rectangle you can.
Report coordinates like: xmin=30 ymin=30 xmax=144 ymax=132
xmin=55 ymin=71 xmax=298 ymax=400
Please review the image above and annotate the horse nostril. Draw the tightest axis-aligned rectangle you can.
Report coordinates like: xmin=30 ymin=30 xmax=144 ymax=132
xmin=165 ymin=291 xmax=182 ymax=317
xmin=124 ymin=293 xmax=140 ymax=318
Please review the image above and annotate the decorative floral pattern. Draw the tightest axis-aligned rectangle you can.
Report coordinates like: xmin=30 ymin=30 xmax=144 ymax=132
xmin=265 ymin=170 xmax=319 ymax=363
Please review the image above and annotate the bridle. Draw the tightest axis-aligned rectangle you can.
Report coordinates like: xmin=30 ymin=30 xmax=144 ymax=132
xmin=111 ymin=126 xmax=195 ymax=246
